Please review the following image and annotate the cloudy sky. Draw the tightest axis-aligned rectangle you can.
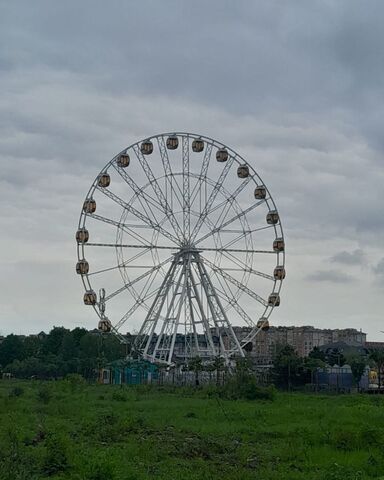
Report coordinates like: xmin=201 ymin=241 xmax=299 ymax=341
xmin=0 ymin=1 xmax=383 ymax=339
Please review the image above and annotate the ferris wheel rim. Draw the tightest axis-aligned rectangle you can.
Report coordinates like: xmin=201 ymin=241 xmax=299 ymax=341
xmin=76 ymin=132 xmax=285 ymax=357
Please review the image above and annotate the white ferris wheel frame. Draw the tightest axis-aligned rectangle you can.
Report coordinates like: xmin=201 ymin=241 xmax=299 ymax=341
xmin=76 ymin=132 xmax=285 ymax=365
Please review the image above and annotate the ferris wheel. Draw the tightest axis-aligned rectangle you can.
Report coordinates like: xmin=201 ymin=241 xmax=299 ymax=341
xmin=76 ymin=132 xmax=285 ymax=365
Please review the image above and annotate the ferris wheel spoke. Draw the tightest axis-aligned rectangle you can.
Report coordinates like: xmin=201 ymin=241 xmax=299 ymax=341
xmin=112 ymin=163 xmax=171 ymax=226
xmin=123 ymin=258 xmax=163 ymax=319
xmin=210 ymin=177 xmax=253 ymax=227
xmin=217 ymin=250 xmax=274 ymax=281
xmin=190 ymin=156 xmax=235 ymax=242
xmin=132 ymin=144 xmax=184 ymax=243
xmin=104 ymin=255 xmax=173 ymax=303
xmin=214 ymin=278 xmax=255 ymax=328
xmin=189 ymin=142 xmax=213 ymax=213
xmin=182 ymin=136 xmax=191 ymax=242
xmin=199 ymin=246 xmax=275 ymax=254
xmin=156 ymin=136 xmax=184 ymax=212
xmin=202 ymin=257 xmax=268 ymax=307
xmin=115 ymin=283 xmax=162 ymax=331
xmin=86 ymin=242 xmax=178 ymax=251
xmin=97 ymin=186 xmax=180 ymax=245
xmin=194 ymin=200 xmax=265 ymax=246
xmin=88 ymin=247 xmax=155 ymax=276
xmin=85 ymin=213 xmax=152 ymax=247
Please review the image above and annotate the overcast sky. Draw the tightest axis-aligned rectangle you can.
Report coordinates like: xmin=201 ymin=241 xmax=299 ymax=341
xmin=0 ymin=1 xmax=383 ymax=339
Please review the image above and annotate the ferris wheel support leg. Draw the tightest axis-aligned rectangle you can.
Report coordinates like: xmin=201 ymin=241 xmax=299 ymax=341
xmin=189 ymin=266 xmax=217 ymax=358
xmin=136 ymin=258 xmax=179 ymax=357
xmin=195 ymin=256 xmax=245 ymax=360
xmin=150 ymin=258 xmax=186 ymax=363
xmin=167 ymin=257 xmax=190 ymax=364
xmin=187 ymin=280 xmax=200 ymax=357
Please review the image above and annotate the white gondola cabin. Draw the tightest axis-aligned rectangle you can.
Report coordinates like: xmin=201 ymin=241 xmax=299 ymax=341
xmin=273 ymin=266 xmax=286 ymax=280
xmin=273 ymin=237 xmax=285 ymax=252
xmin=98 ymin=173 xmax=110 ymax=188
xmin=254 ymin=185 xmax=267 ymax=199
xmin=141 ymin=140 xmax=153 ymax=155
xmin=268 ymin=293 xmax=280 ymax=307
xmin=83 ymin=290 xmax=97 ymax=305
xmin=192 ymin=138 xmax=204 ymax=152
xmin=266 ymin=210 xmax=279 ymax=224
xmin=76 ymin=228 xmax=89 ymax=243
xmin=237 ymin=165 xmax=249 ymax=178
xmin=257 ymin=318 xmax=270 ymax=331
xmin=98 ymin=319 xmax=112 ymax=332
xmin=83 ymin=198 xmax=96 ymax=214
xmin=216 ymin=148 xmax=228 ymax=162
xmin=117 ymin=153 xmax=130 ymax=168
xmin=166 ymin=135 xmax=179 ymax=150
xmin=76 ymin=259 xmax=89 ymax=275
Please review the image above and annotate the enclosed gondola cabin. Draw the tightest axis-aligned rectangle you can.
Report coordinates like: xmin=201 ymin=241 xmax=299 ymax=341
xmin=83 ymin=198 xmax=96 ymax=214
xmin=141 ymin=140 xmax=153 ymax=155
xmin=98 ymin=173 xmax=110 ymax=188
xmin=98 ymin=319 xmax=112 ymax=333
xmin=76 ymin=228 xmax=89 ymax=243
xmin=192 ymin=138 xmax=204 ymax=152
xmin=117 ymin=153 xmax=130 ymax=168
xmin=266 ymin=210 xmax=279 ymax=224
xmin=257 ymin=319 xmax=270 ymax=331
xmin=254 ymin=185 xmax=267 ymax=199
xmin=216 ymin=148 xmax=228 ymax=162
xmin=237 ymin=165 xmax=249 ymax=178
xmin=166 ymin=135 xmax=179 ymax=150
xmin=83 ymin=290 xmax=97 ymax=305
xmin=76 ymin=259 xmax=89 ymax=275
xmin=273 ymin=237 xmax=285 ymax=252
xmin=268 ymin=293 xmax=280 ymax=307
xmin=274 ymin=266 xmax=286 ymax=280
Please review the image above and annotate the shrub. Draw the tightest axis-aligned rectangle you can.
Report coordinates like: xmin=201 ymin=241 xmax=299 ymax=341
xmin=86 ymin=460 xmax=116 ymax=480
xmin=111 ymin=390 xmax=127 ymax=401
xmin=218 ymin=378 xmax=276 ymax=401
xmin=37 ymin=385 xmax=52 ymax=404
xmin=65 ymin=373 xmax=86 ymax=388
xmin=9 ymin=386 xmax=24 ymax=397
xmin=42 ymin=435 xmax=69 ymax=476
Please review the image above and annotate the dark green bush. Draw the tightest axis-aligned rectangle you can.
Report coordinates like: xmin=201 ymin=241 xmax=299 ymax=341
xmin=218 ymin=378 xmax=276 ymax=401
xmin=86 ymin=461 xmax=116 ymax=480
xmin=42 ymin=434 xmax=69 ymax=476
xmin=9 ymin=386 xmax=24 ymax=397
xmin=36 ymin=385 xmax=52 ymax=404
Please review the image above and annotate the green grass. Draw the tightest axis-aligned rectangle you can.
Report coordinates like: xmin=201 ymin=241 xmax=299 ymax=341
xmin=1 ymin=380 xmax=384 ymax=479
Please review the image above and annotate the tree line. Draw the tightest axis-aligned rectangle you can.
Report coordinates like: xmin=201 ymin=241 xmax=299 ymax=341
xmin=0 ymin=327 xmax=125 ymax=380
xmin=1 ymin=328 xmax=384 ymax=389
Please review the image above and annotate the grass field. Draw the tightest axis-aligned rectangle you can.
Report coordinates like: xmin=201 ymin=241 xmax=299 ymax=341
xmin=1 ymin=380 xmax=384 ymax=480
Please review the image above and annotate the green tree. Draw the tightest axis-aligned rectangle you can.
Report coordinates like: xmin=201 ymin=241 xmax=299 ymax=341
xmin=211 ymin=356 xmax=225 ymax=386
xmin=272 ymin=345 xmax=302 ymax=390
xmin=345 ymin=354 xmax=366 ymax=388
xmin=59 ymin=332 xmax=78 ymax=361
xmin=234 ymin=356 xmax=253 ymax=383
xmin=42 ymin=327 xmax=69 ymax=355
xmin=304 ymin=357 xmax=326 ymax=386
xmin=308 ymin=346 xmax=326 ymax=362
xmin=188 ymin=356 xmax=203 ymax=386
xmin=23 ymin=336 xmax=41 ymax=357
xmin=325 ymin=347 xmax=346 ymax=367
xmin=0 ymin=334 xmax=26 ymax=367
xmin=370 ymin=349 xmax=384 ymax=389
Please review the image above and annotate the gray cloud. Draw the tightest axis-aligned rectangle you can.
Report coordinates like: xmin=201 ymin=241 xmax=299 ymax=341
xmin=306 ymin=270 xmax=356 ymax=284
xmin=373 ymin=259 xmax=384 ymax=276
xmin=330 ymin=249 xmax=365 ymax=266
xmin=0 ymin=1 xmax=384 ymax=338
